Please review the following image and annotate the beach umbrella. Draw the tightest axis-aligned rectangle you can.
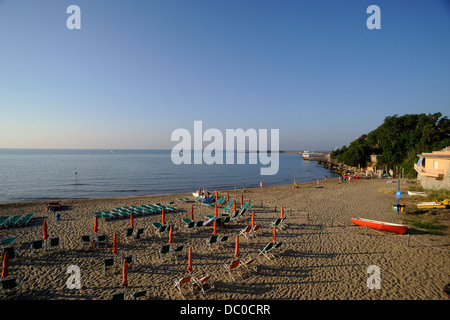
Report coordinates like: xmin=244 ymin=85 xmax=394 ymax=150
xmin=94 ymin=215 xmax=99 ymax=233
xmin=251 ymin=211 xmax=255 ymax=226
xmin=121 ymin=258 xmax=128 ymax=288
xmin=226 ymin=192 xmax=229 ymax=202
xmin=233 ymin=199 xmax=236 ymax=212
xmin=215 ymin=190 xmax=218 ymax=200
xmin=43 ymin=220 xmax=49 ymax=240
xmin=240 ymin=193 xmax=243 ymax=205
xmin=130 ymin=212 xmax=134 ymax=229
xmin=190 ymin=205 xmax=194 ymax=220
xmin=187 ymin=247 xmax=193 ymax=273
xmin=1 ymin=251 xmax=9 ymax=278
xmin=206 ymin=189 xmax=209 ymax=197
xmin=169 ymin=225 xmax=173 ymax=244
xmin=234 ymin=235 xmax=239 ymax=258
xmin=112 ymin=233 xmax=118 ymax=254
xmin=272 ymin=226 xmax=276 ymax=243
xmin=280 ymin=206 xmax=284 ymax=219
xmin=214 ymin=203 xmax=218 ymax=217
xmin=213 ymin=218 xmax=217 ymax=235
xmin=161 ymin=209 xmax=165 ymax=225
xmin=198 ymin=187 xmax=201 ymax=196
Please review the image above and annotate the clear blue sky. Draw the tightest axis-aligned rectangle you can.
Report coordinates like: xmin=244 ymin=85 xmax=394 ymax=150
xmin=0 ymin=0 xmax=449 ymax=150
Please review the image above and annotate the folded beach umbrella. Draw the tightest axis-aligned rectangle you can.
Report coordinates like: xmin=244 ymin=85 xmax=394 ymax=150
xmin=214 ymin=203 xmax=218 ymax=217
xmin=226 ymin=192 xmax=229 ymax=202
xmin=213 ymin=218 xmax=217 ymax=235
xmin=233 ymin=199 xmax=236 ymax=212
xmin=240 ymin=193 xmax=244 ymax=205
xmin=251 ymin=211 xmax=255 ymax=227
xmin=280 ymin=206 xmax=284 ymax=219
xmin=94 ymin=215 xmax=99 ymax=233
xmin=215 ymin=190 xmax=218 ymax=200
xmin=169 ymin=225 xmax=173 ymax=244
xmin=122 ymin=259 xmax=128 ymax=288
xmin=190 ymin=205 xmax=194 ymax=220
xmin=272 ymin=226 xmax=276 ymax=243
xmin=1 ymin=251 xmax=9 ymax=278
xmin=161 ymin=209 xmax=165 ymax=225
xmin=43 ymin=220 xmax=49 ymax=240
xmin=187 ymin=247 xmax=193 ymax=273
xmin=112 ymin=233 xmax=118 ymax=254
xmin=235 ymin=235 xmax=239 ymax=258
xmin=130 ymin=212 xmax=134 ymax=229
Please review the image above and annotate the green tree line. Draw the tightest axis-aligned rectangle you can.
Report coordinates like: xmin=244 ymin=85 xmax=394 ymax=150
xmin=330 ymin=113 xmax=450 ymax=178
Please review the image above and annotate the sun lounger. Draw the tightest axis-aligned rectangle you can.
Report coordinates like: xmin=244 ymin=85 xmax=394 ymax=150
xmin=0 ymin=278 xmax=23 ymax=299
xmin=0 ymin=216 xmax=10 ymax=228
xmin=4 ymin=215 xmax=22 ymax=228
xmin=174 ymin=276 xmax=195 ymax=298
xmin=17 ymin=213 xmax=34 ymax=226
xmin=206 ymin=235 xmax=219 ymax=251
xmin=224 ymin=259 xmax=245 ymax=281
xmin=249 ymin=224 xmax=261 ymax=237
xmin=0 ymin=237 xmax=17 ymax=246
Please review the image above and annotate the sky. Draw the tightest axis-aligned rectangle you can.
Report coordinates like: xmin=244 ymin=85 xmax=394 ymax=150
xmin=0 ymin=0 xmax=449 ymax=150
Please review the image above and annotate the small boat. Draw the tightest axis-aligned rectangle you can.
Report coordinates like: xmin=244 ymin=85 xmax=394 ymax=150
xmin=352 ymin=218 xmax=408 ymax=234
xmin=407 ymin=191 xmax=427 ymax=197
xmin=417 ymin=199 xmax=448 ymax=209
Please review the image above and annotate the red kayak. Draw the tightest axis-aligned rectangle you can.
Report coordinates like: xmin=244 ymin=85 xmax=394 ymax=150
xmin=352 ymin=218 xmax=408 ymax=234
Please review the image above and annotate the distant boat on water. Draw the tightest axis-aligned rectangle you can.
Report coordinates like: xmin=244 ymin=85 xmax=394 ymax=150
xmin=302 ymin=151 xmax=321 ymax=158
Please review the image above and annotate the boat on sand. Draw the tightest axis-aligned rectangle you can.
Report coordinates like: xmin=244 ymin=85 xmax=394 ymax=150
xmin=352 ymin=218 xmax=408 ymax=234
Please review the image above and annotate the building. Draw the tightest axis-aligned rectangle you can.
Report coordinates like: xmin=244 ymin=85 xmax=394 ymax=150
xmin=414 ymin=147 xmax=450 ymax=190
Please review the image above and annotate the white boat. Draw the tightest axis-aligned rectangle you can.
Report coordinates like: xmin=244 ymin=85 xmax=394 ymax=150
xmin=407 ymin=191 xmax=427 ymax=197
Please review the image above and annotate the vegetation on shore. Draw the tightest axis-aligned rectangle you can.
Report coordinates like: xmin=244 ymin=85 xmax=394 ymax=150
xmin=330 ymin=113 xmax=450 ymax=178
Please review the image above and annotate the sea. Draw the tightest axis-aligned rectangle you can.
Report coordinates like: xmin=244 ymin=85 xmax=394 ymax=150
xmin=0 ymin=149 xmax=338 ymax=203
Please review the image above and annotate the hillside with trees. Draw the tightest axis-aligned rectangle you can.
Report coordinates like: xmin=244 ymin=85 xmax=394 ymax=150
xmin=330 ymin=113 xmax=450 ymax=178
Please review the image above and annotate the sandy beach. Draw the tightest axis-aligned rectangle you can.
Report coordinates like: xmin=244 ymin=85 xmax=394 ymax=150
xmin=0 ymin=178 xmax=448 ymax=300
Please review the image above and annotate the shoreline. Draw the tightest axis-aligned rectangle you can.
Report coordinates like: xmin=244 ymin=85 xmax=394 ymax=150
xmin=0 ymin=178 xmax=448 ymax=300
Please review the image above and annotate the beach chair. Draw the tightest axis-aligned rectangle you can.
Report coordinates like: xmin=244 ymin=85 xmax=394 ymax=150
xmin=30 ymin=240 xmax=45 ymax=256
xmin=158 ymin=244 xmax=172 ymax=261
xmin=220 ymin=216 xmax=231 ymax=227
xmin=272 ymin=241 xmax=285 ymax=257
xmin=206 ymin=235 xmax=219 ymax=251
xmin=79 ymin=235 xmax=92 ymax=250
xmin=123 ymin=228 xmax=134 ymax=243
xmin=224 ymin=259 xmax=244 ymax=281
xmin=47 ymin=237 xmax=61 ymax=251
xmin=184 ymin=221 xmax=195 ymax=233
xmin=239 ymin=258 xmax=258 ymax=275
xmin=249 ymin=224 xmax=261 ymax=238
xmin=174 ymin=276 xmax=195 ymax=298
xmin=258 ymin=242 xmax=275 ymax=261
xmin=17 ymin=213 xmax=34 ymax=226
xmin=194 ymin=221 xmax=204 ymax=232
xmin=0 ymin=278 xmax=23 ymax=299
xmin=171 ymin=245 xmax=185 ymax=260
xmin=103 ymin=258 xmax=116 ymax=275
xmin=279 ymin=217 xmax=288 ymax=230
xmin=94 ymin=235 xmax=108 ymax=248
xmin=111 ymin=292 xmax=125 ymax=300
xmin=193 ymin=275 xmax=215 ymax=294
xmin=270 ymin=218 xmax=282 ymax=231
xmin=133 ymin=228 xmax=144 ymax=240
xmin=239 ymin=225 xmax=252 ymax=239
xmin=122 ymin=255 xmax=136 ymax=271
xmin=2 ymin=247 xmax=18 ymax=261
xmin=218 ymin=235 xmax=230 ymax=248
xmin=130 ymin=289 xmax=148 ymax=300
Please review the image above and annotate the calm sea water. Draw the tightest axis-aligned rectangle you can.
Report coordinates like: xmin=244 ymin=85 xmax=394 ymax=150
xmin=0 ymin=149 xmax=337 ymax=203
